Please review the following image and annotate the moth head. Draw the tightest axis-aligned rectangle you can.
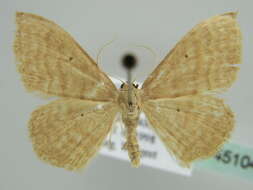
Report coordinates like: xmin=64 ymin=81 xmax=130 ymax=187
xmin=120 ymin=83 xmax=139 ymax=90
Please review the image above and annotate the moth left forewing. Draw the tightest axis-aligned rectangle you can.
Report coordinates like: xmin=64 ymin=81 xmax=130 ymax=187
xmin=29 ymin=98 xmax=119 ymax=170
xmin=141 ymin=95 xmax=234 ymax=166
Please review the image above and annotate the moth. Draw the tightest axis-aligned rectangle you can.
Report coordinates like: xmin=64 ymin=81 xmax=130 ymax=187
xmin=14 ymin=12 xmax=242 ymax=170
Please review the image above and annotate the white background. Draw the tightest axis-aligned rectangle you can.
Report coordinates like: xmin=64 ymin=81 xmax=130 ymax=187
xmin=0 ymin=0 xmax=253 ymax=189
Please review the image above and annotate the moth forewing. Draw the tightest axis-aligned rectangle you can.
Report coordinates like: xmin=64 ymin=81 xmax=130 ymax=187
xmin=141 ymin=12 xmax=241 ymax=99
xmin=14 ymin=12 xmax=118 ymax=102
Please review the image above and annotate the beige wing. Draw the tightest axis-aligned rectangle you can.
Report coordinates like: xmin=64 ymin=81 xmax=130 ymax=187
xmin=14 ymin=12 xmax=118 ymax=102
xmin=142 ymin=12 xmax=241 ymax=99
xmin=29 ymin=98 xmax=119 ymax=170
xmin=142 ymin=95 xmax=234 ymax=166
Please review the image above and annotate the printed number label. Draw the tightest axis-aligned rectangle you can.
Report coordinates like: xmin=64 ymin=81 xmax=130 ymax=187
xmin=215 ymin=149 xmax=253 ymax=169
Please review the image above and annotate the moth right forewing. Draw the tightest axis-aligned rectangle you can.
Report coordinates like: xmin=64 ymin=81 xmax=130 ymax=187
xmin=14 ymin=12 xmax=118 ymax=102
xmin=141 ymin=12 xmax=241 ymax=99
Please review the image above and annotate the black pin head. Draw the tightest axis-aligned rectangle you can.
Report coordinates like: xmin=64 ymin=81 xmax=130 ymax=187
xmin=122 ymin=54 xmax=137 ymax=70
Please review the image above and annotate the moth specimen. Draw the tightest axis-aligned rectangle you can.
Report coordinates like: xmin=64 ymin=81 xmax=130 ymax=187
xmin=14 ymin=12 xmax=241 ymax=170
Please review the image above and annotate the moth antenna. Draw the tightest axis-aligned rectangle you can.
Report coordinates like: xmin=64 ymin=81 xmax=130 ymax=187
xmin=127 ymin=43 xmax=157 ymax=63
xmin=96 ymin=34 xmax=118 ymax=65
